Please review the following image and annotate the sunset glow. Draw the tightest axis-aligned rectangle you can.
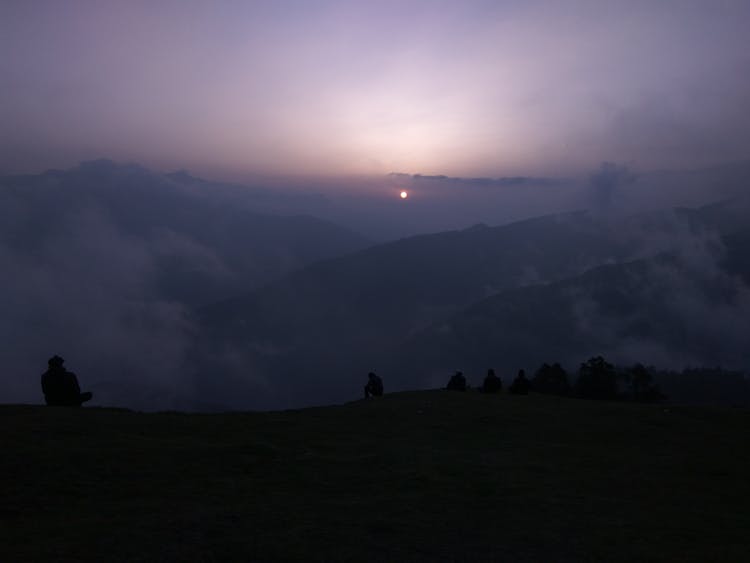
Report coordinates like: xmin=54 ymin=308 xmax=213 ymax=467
xmin=400 ymin=191 xmax=408 ymax=199
xmin=2 ymin=2 xmax=749 ymax=178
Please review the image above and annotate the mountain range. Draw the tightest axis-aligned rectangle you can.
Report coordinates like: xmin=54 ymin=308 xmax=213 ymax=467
xmin=2 ymin=160 xmax=749 ymax=410
xmin=195 ymin=196 xmax=750 ymax=409
xmin=0 ymin=159 xmax=371 ymax=306
xmin=0 ymin=161 xmax=370 ymax=407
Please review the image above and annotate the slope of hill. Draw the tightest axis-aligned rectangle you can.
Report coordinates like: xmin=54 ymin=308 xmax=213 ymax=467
xmin=389 ymin=230 xmax=750 ymax=390
xmin=2 ymin=392 xmax=748 ymax=562
xmin=0 ymin=160 xmax=371 ymax=408
xmin=0 ymin=160 xmax=372 ymax=305
xmin=196 ymin=202 xmax=750 ymax=409
xmin=198 ymin=212 xmax=635 ymax=401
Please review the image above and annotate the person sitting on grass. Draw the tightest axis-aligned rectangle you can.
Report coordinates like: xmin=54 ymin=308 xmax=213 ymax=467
xmin=445 ymin=370 xmax=467 ymax=391
xmin=509 ymin=369 xmax=530 ymax=395
xmin=364 ymin=372 xmax=383 ymax=398
xmin=481 ymin=368 xmax=502 ymax=394
xmin=41 ymin=355 xmax=93 ymax=406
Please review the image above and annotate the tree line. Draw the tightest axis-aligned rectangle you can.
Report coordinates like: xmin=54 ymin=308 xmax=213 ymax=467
xmin=531 ymin=357 xmax=663 ymax=402
xmin=530 ymin=356 xmax=750 ymax=404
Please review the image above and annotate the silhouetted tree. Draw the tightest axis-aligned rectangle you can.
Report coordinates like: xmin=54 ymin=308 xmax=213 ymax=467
xmin=574 ymin=356 xmax=618 ymax=400
xmin=622 ymin=363 xmax=665 ymax=402
xmin=531 ymin=363 xmax=571 ymax=396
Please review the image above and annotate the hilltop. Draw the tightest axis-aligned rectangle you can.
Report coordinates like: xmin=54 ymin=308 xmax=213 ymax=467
xmin=2 ymin=391 xmax=748 ymax=561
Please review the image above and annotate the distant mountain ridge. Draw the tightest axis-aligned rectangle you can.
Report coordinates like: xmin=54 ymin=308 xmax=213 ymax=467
xmin=388 ymin=172 xmax=563 ymax=187
xmin=0 ymin=160 xmax=372 ymax=306
xmin=195 ymin=200 xmax=750 ymax=408
xmin=0 ymin=160 xmax=372 ymax=409
xmin=4 ymin=159 xmax=750 ymax=411
xmin=388 ymin=238 xmax=750 ymax=390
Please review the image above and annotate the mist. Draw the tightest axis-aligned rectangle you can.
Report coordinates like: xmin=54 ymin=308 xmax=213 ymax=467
xmin=0 ymin=161 xmax=372 ymax=409
xmin=2 ymin=156 xmax=749 ymax=410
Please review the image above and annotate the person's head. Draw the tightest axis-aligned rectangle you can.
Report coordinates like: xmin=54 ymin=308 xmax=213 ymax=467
xmin=488 ymin=369 xmax=495 ymax=376
xmin=48 ymin=355 xmax=64 ymax=368
xmin=518 ymin=369 xmax=526 ymax=377
xmin=368 ymin=372 xmax=376 ymax=380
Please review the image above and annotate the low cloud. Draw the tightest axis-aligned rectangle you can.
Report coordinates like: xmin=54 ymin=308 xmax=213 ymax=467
xmin=588 ymin=162 xmax=637 ymax=209
xmin=568 ymin=222 xmax=750 ymax=371
xmin=0 ymin=202 xmax=201 ymax=410
xmin=2 ymin=159 xmax=749 ymax=410
xmin=0 ymin=162 xmax=368 ymax=410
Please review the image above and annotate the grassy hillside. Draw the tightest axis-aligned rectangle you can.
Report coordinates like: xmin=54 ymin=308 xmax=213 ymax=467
xmin=2 ymin=392 xmax=749 ymax=562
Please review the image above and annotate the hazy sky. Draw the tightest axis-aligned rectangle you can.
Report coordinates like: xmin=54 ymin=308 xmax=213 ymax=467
xmin=2 ymin=0 xmax=749 ymax=179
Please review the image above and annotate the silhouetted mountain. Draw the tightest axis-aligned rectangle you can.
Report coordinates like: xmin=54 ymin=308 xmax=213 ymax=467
xmin=388 ymin=172 xmax=563 ymax=186
xmin=201 ymin=212 xmax=624 ymax=341
xmin=0 ymin=160 xmax=371 ymax=306
xmin=388 ymin=231 xmax=750 ymax=390
xmin=0 ymin=161 xmax=371 ymax=408
xmin=5 ymin=159 xmax=748 ymax=410
xmin=196 ymin=202 xmax=750 ymax=408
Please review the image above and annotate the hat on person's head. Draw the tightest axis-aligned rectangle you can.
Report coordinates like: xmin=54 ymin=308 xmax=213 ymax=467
xmin=48 ymin=355 xmax=64 ymax=367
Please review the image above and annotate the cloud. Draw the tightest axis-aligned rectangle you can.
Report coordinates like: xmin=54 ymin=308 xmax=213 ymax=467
xmin=0 ymin=199 xmax=200 ymax=410
xmin=2 ymin=159 xmax=749 ymax=410
xmin=567 ymin=219 xmax=750 ymax=371
xmin=0 ymin=162 xmax=369 ymax=410
xmin=588 ymin=162 xmax=637 ymax=209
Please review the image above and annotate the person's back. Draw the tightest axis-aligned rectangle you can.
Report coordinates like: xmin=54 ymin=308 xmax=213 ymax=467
xmin=41 ymin=367 xmax=76 ymax=405
xmin=364 ymin=372 xmax=383 ymax=398
xmin=446 ymin=371 xmax=467 ymax=391
xmin=41 ymin=356 xmax=93 ymax=406
xmin=482 ymin=369 xmax=502 ymax=394
xmin=509 ymin=369 xmax=530 ymax=395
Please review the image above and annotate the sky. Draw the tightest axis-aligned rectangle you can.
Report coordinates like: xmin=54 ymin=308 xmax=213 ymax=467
xmin=2 ymin=0 xmax=750 ymax=180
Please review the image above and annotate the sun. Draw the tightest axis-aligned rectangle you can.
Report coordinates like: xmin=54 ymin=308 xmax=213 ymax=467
xmin=400 ymin=190 xmax=408 ymax=199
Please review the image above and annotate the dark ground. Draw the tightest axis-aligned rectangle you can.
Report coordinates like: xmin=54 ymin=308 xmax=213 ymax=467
xmin=1 ymin=391 xmax=748 ymax=562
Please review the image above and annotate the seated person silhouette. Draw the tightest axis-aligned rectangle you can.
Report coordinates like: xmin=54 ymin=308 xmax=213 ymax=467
xmin=445 ymin=370 xmax=467 ymax=391
xmin=509 ymin=369 xmax=530 ymax=395
xmin=364 ymin=372 xmax=383 ymax=398
xmin=41 ymin=355 xmax=93 ymax=406
xmin=481 ymin=368 xmax=502 ymax=393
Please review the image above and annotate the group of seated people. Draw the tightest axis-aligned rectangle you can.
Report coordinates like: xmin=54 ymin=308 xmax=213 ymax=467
xmin=446 ymin=368 xmax=530 ymax=395
xmin=42 ymin=356 xmax=527 ymax=408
